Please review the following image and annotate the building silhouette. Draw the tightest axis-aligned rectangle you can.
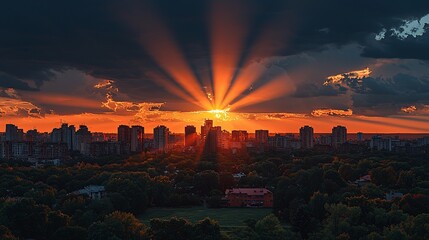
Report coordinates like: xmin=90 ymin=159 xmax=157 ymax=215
xmin=201 ymin=119 xmax=213 ymax=139
xmin=117 ymin=125 xmax=131 ymax=144
xmin=76 ymin=125 xmax=92 ymax=155
xmin=154 ymin=125 xmax=169 ymax=151
xmin=130 ymin=125 xmax=144 ymax=152
xmin=232 ymin=130 xmax=248 ymax=142
xmin=205 ymin=128 xmax=219 ymax=154
xmin=5 ymin=124 xmax=22 ymax=141
xmin=50 ymin=123 xmax=76 ymax=151
xmin=255 ymin=130 xmax=269 ymax=144
xmin=185 ymin=125 xmax=197 ymax=147
xmin=332 ymin=125 xmax=347 ymax=148
xmin=300 ymin=125 xmax=314 ymax=149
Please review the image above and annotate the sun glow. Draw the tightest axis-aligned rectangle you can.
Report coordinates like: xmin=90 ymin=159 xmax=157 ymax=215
xmin=125 ymin=1 xmax=295 ymax=113
xmin=207 ymin=108 xmax=231 ymax=120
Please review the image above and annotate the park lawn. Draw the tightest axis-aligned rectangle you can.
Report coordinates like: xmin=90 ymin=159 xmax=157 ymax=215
xmin=139 ymin=206 xmax=272 ymax=227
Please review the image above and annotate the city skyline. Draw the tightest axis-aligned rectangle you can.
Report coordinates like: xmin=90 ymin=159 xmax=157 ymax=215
xmin=4 ymin=121 xmax=429 ymax=135
xmin=3 ymin=121 xmax=428 ymax=160
xmin=1 ymin=1 xmax=429 ymax=133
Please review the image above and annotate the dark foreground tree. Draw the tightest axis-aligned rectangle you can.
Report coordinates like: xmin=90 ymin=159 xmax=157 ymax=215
xmin=0 ymin=225 xmax=17 ymax=240
xmin=87 ymin=211 xmax=147 ymax=240
xmin=149 ymin=217 xmax=193 ymax=240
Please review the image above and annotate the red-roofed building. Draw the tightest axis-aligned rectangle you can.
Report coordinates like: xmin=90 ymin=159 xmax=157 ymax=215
xmin=225 ymin=188 xmax=273 ymax=207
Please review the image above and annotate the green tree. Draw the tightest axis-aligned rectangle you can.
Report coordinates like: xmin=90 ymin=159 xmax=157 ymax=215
xmin=254 ymin=214 xmax=298 ymax=240
xmin=399 ymin=194 xmax=429 ymax=215
xmin=401 ymin=213 xmax=429 ymax=240
xmin=0 ymin=199 xmax=49 ymax=239
xmin=0 ymin=225 xmax=18 ymax=240
xmin=309 ymin=191 xmax=328 ymax=221
xmin=383 ymin=225 xmax=408 ymax=240
xmin=396 ymin=170 xmax=415 ymax=189
xmin=149 ymin=217 xmax=193 ymax=240
xmin=148 ymin=176 xmax=172 ymax=207
xmin=106 ymin=173 xmax=150 ymax=214
xmin=338 ymin=164 xmax=359 ymax=181
xmin=46 ymin=210 xmax=71 ymax=237
xmin=324 ymin=203 xmax=361 ymax=237
xmin=52 ymin=226 xmax=88 ymax=240
xmin=361 ymin=183 xmax=384 ymax=199
xmin=193 ymin=170 xmax=220 ymax=196
xmin=87 ymin=211 xmax=147 ymax=240
xmin=192 ymin=218 xmax=221 ymax=240
xmin=23 ymin=182 xmax=57 ymax=206
xmin=370 ymin=166 xmax=397 ymax=187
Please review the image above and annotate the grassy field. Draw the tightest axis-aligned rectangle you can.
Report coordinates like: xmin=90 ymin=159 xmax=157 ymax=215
xmin=139 ymin=207 xmax=272 ymax=227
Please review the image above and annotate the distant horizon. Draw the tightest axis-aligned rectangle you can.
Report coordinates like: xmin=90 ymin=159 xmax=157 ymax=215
xmin=2 ymin=123 xmax=429 ymax=137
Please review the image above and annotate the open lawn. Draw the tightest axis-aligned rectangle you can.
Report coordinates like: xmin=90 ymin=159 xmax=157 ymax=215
xmin=139 ymin=207 xmax=272 ymax=227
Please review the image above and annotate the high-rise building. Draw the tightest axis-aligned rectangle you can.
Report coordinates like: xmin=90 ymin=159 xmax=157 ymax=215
xmin=117 ymin=125 xmax=131 ymax=143
xmin=58 ymin=123 xmax=76 ymax=150
xmin=255 ymin=130 xmax=269 ymax=144
xmin=357 ymin=132 xmax=363 ymax=141
xmin=185 ymin=125 xmax=197 ymax=147
xmin=130 ymin=125 xmax=144 ymax=152
xmin=205 ymin=128 xmax=219 ymax=153
xmin=118 ymin=125 xmax=131 ymax=154
xmin=51 ymin=128 xmax=62 ymax=143
xmin=220 ymin=130 xmax=231 ymax=149
xmin=5 ymin=124 xmax=18 ymax=141
xmin=26 ymin=129 xmax=39 ymax=142
xmin=76 ymin=125 xmax=92 ymax=155
xmin=332 ymin=125 xmax=347 ymax=148
xmin=300 ymin=125 xmax=314 ymax=149
xmin=50 ymin=123 xmax=75 ymax=150
xmin=201 ymin=119 xmax=213 ymax=139
xmin=232 ymin=130 xmax=248 ymax=142
xmin=317 ymin=135 xmax=332 ymax=145
xmin=370 ymin=135 xmax=392 ymax=151
xmin=16 ymin=128 xmax=24 ymax=141
xmin=154 ymin=125 xmax=169 ymax=151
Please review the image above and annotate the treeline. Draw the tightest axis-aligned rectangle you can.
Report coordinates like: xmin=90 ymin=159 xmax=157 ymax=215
xmin=0 ymin=150 xmax=428 ymax=239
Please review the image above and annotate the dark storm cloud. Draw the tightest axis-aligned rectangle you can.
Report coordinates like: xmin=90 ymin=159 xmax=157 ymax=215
xmin=0 ymin=72 xmax=37 ymax=90
xmin=293 ymin=83 xmax=347 ymax=98
xmin=342 ymin=74 xmax=429 ymax=115
xmin=1 ymin=0 xmax=429 ymax=115
xmin=362 ymin=33 xmax=429 ymax=60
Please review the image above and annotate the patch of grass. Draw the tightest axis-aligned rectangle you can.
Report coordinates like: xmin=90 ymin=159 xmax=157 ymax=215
xmin=139 ymin=207 xmax=272 ymax=227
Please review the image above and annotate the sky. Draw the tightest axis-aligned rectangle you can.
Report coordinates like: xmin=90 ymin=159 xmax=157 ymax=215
xmin=1 ymin=0 xmax=429 ymax=133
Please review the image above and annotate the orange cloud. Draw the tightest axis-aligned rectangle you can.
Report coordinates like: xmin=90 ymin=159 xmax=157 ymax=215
xmin=311 ymin=108 xmax=353 ymax=117
xmin=401 ymin=105 xmax=417 ymax=113
xmin=0 ymin=97 xmax=42 ymax=118
xmin=101 ymin=93 xmax=164 ymax=113
xmin=324 ymin=67 xmax=371 ymax=85
xmin=94 ymin=79 xmax=118 ymax=92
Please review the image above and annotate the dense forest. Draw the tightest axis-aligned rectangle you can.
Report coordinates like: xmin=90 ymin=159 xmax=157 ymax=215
xmin=0 ymin=150 xmax=428 ymax=239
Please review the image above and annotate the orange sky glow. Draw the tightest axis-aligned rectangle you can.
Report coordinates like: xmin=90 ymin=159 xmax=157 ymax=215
xmin=1 ymin=2 xmax=429 ymax=135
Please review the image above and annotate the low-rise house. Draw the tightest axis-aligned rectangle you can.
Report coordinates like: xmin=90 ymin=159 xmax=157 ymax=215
xmin=354 ymin=174 xmax=371 ymax=187
xmin=74 ymin=185 xmax=106 ymax=200
xmin=225 ymin=188 xmax=273 ymax=207
xmin=232 ymin=172 xmax=246 ymax=180
xmin=386 ymin=191 xmax=403 ymax=201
